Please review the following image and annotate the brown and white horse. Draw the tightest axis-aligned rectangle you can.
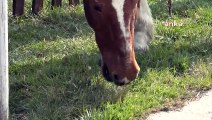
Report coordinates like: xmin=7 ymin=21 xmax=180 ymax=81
xmin=83 ymin=0 xmax=154 ymax=86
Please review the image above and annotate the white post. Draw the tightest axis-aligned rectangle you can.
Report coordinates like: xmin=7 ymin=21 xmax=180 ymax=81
xmin=0 ymin=0 xmax=9 ymax=119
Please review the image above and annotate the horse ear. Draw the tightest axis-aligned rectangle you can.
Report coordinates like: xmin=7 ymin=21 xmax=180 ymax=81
xmin=134 ymin=0 xmax=154 ymax=52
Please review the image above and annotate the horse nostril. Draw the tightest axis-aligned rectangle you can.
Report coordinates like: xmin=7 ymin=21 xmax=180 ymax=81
xmin=113 ymin=74 xmax=119 ymax=80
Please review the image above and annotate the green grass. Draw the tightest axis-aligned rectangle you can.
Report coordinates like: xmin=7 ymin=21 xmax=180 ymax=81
xmin=9 ymin=0 xmax=212 ymax=120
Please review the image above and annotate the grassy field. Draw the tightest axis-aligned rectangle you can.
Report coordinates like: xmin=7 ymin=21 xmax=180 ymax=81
xmin=9 ymin=0 xmax=212 ymax=119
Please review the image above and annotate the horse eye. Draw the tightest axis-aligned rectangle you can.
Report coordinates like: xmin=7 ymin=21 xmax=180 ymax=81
xmin=94 ymin=5 xmax=102 ymax=12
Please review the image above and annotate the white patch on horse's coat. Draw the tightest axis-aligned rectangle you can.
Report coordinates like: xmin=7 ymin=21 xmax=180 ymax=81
xmin=112 ymin=0 xmax=127 ymax=38
xmin=112 ymin=0 xmax=131 ymax=54
xmin=134 ymin=0 xmax=154 ymax=51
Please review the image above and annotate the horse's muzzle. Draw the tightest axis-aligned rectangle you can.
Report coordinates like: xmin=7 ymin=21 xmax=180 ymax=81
xmin=101 ymin=63 xmax=131 ymax=86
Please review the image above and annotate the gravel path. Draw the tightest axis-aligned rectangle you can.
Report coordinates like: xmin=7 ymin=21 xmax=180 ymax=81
xmin=146 ymin=89 xmax=212 ymax=120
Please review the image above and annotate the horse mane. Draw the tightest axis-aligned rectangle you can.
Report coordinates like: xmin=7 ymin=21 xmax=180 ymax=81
xmin=134 ymin=0 xmax=154 ymax=52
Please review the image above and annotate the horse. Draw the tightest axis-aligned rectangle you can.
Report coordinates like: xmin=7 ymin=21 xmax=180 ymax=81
xmin=83 ymin=0 xmax=154 ymax=86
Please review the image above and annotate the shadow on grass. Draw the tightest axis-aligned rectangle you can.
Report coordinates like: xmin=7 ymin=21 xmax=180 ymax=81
xmin=150 ymin=0 xmax=212 ymax=19
xmin=9 ymin=10 xmax=93 ymax=51
xmin=9 ymin=51 xmax=128 ymax=119
xmin=9 ymin=33 xmax=211 ymax=119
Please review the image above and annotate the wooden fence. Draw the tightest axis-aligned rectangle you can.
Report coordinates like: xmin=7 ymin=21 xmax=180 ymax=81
xmin=13 ymin=0 xmax=80 ymax=16
xmin=13 ymin=0 xmax=173 ymax=16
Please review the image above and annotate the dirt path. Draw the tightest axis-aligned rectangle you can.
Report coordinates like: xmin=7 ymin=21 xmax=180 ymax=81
xmin=146 ymin=89 xmax=212 ymax=120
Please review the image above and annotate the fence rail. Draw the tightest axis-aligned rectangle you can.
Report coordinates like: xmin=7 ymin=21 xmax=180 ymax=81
xmin=13 ymin=0 xmax=80 ymax=16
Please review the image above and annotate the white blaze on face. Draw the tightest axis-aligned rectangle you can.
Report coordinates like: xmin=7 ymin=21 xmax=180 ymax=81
xmin=112 ymin=0 xmax=132 ymax=52
xmin=111 ymin=0 xmax=127 ymax=38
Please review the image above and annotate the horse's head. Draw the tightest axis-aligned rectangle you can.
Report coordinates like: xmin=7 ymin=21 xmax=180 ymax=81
xmin=83 ymin=0 xmax=153 ymax=86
